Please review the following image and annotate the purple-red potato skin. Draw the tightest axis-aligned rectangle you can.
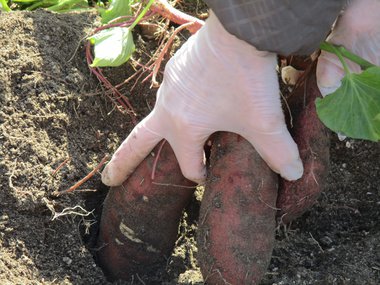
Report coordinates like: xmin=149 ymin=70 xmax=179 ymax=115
xmin=198 ymin=132 xmax=278 ymax=285
xmin=277 ymin=65 xmax=330 ymax=223
xmin=97 ymin=141 xmax=196 ymax=281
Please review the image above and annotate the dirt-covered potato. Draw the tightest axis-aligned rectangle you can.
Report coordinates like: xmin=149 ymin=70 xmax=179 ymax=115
xmin=277 ymin=64 xmax=331 ymax=223
xmin=197 ymin=132 xmax=278 ymax=285
xmin=97 ymin=141 xmax=196 ymax=281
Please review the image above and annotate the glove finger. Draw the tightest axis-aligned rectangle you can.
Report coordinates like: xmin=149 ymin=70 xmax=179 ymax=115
xmin=316 ymin=51 xmax=346 ymax=97
xmin=243 ymin=127 xmax=303 ymax=181
xmin=101 ymin=114 xmax=163 ymax=186
xmin=168 ymin=135 xmax=208 ymax=185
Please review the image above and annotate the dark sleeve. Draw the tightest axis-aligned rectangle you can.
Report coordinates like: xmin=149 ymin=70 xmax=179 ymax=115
xmin=203 ymin=0 xmax=347 ymax=55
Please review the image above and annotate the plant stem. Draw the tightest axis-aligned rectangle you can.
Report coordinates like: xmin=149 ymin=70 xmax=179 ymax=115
xmin=320 ymin=42 xmax=351 ymax=74
xmin=150 ymin=0 xmax=204 ymax=34
xmin=47 ymin=0 xmax=87 ymax=12
xmin=334 ymin=45 xmax=351 ymax=74
xmin=129 ymin=0 xmax=155 ymax=30
xmin=320 ymin=42 xmax=375 ymax=70
xmin=0 ymin=0 xmax=11 ymax=11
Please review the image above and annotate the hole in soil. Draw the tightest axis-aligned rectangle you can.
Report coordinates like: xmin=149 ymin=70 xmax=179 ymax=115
xmin=79 ymin=181 xmax=201 ymax=283
xmin=79 ymin=182 xmax=108 ymax=261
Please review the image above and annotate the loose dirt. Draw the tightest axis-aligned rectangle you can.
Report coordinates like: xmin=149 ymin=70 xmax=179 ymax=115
xmin=0 ymin=8 xmax=379 ymax=285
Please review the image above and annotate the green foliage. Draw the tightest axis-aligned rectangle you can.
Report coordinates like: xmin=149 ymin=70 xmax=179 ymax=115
xmin=47 ymin=0 xmax=88 ymax=12
xmin=88 ymin=27 xmax=135 ymax=67
xmin=100 ymin=0 xmax=135 ymax=24
xmin=316 ymin=67 xmax=380 ymax=141
xmin=0 ymin=0 xmax=12 ymax=11
xmin=89 ymin=0 xmax=154 ymax=67
xmin=318 ymin=42 xmax=380 ymax=142
xmin=9 ymin=0 xmax=94 ymax=11
xmin=2 ymin=0 xmax=110 ymax=11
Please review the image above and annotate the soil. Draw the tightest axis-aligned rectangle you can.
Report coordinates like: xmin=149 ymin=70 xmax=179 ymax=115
xmin=0 ymin=7 xmax=379 ymax=285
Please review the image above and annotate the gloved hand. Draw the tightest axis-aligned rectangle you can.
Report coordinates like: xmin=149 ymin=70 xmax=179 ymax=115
xmin=317 ymin=0 xmax=380 ymax=96
xmin=102 ymin=11 xmax=303 ymax=186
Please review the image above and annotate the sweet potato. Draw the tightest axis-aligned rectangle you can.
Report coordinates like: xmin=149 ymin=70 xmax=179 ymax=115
xmin=97 ymin=140 xmax=196 ymax=281
xmin=277 ymin=64 xmax=330 ymax=223
xmin=197 ymin=132 xmax=278 ymax=285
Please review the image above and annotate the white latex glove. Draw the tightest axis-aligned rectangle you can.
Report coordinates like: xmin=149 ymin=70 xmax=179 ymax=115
xmin=102 ymin=12 xmax=303 ymax=186
xmin=317 ymin=0 xmax=380 ymax=96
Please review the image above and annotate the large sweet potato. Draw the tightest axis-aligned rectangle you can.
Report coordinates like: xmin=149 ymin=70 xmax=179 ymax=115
xmin=197 ymin=132 xmax=278 ymax=285
xmin=277 ymin=64 xmax=330 ymax=223
xmin=97 ymin=141 xmax=196 ymax=281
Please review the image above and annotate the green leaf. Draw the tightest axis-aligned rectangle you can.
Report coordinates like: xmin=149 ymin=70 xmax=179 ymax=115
xmin=316 ymin=66 xmax=380 ymax=142
xmin=0 ymin=0 xmax=12 ymax=12
xmin=100 ymin=0 xmax=133 ymax=24
xmin=89 ymin=26 xmax=135 ymax=67
xmin=47 ymin=0 xmax=88 ymax=12
xmin=320 ymin=42 xmax=375 ymax=71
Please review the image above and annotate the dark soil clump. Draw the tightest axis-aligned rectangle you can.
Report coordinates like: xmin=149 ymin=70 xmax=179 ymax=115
xmin=0 ymin=10 xmax=124 ymax=285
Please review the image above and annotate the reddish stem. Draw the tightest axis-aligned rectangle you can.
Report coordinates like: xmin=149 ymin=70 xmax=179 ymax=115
xmin=85 ymin=1 xmax=204 ymax=122
xmin=86 ymin=42 xmax=137 ymax=124
xmin=150 ymin=22 xmax=194 ymax=87
xmin=51 ymin=157 xmax=71 ymax=176
xmin=150 ymin=0 xmax=204 ymax=34
xmin=53 ymin=155 xmax=110 ymax=196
